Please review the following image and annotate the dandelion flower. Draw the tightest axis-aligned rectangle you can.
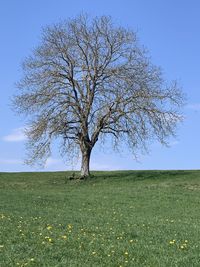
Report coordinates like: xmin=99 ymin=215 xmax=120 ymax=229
xmin=68 ymin=224 xmax=72 ymax=229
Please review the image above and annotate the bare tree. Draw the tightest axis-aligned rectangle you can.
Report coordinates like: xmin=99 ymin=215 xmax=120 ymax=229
xmin=13 ymin=15 xmax=184 ymax=177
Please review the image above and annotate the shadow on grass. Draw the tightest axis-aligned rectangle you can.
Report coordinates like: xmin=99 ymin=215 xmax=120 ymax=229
xmin=91 ymin=170 xmax=197 ymax=183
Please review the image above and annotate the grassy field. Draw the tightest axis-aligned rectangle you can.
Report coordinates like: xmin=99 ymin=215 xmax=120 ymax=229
xmin=0 ymin=170 xmax=200 ymax=266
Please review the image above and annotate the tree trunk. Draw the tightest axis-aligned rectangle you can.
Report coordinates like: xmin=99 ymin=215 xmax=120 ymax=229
xmin=80 ymin=148 xmax=91 ymax=178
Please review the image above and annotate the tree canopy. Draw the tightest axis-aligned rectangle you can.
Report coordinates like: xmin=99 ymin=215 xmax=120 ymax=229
xmin=13 ymin=15 xmax=184 ymax=177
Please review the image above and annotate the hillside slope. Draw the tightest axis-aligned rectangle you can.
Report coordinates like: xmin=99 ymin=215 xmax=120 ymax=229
xmin=0 ymin=170 xmax=200 ymax=266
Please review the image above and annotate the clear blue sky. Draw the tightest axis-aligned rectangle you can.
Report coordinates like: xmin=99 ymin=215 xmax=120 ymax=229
xmin=0 ymin=0 xmax=200 ymax=172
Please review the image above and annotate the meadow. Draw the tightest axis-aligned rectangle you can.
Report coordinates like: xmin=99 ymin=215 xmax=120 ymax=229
xmin=0 ymin=170 xmax=200 ymax=266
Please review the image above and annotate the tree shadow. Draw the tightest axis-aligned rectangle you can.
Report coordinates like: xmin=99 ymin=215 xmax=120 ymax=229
xmin=91 ymin=170 xmax=196 ymax=183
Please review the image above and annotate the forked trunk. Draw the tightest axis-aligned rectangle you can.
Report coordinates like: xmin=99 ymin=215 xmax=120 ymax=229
xmin=80 ymin=148 xmax=91 ymax=178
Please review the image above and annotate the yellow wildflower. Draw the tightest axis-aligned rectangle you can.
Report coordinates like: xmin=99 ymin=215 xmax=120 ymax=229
xmin=68 ymin=224 xmax=72 ymax=229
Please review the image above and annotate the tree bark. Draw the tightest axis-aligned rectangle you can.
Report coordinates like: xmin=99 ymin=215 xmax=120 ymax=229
xmin=80 ymin=148 xmax=91 ymax=178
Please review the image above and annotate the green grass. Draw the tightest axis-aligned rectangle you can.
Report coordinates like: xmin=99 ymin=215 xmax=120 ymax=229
xmin=1 ymin=170 xmax=200 ymax=266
